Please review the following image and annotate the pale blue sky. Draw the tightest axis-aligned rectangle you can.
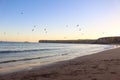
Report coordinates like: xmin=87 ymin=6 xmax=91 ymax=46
xmin=0 ymin=0 xmax=120 ymax=42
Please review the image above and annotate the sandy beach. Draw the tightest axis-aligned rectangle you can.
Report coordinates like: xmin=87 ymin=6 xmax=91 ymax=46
xmin=0 ymin=47 xmax=120 ymax=80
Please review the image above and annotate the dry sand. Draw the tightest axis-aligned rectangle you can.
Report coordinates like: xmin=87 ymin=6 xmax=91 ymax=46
xmin=0 ymin=47 xmax=120 ymax=80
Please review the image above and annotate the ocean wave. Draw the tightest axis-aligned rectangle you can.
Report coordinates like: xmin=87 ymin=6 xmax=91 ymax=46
xmin=0 ymin=55 xmax=58 ymax=64
xmin=0 ymin=49 xmax=55 ymax=54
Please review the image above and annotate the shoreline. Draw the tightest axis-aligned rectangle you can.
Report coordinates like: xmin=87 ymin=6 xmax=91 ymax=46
xmin=0 ymin=47 xmax=120 ymax=80
xmin=0 ymin=44 xmax=114 ymax=75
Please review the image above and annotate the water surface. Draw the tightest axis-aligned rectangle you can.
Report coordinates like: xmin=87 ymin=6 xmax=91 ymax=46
xmin=0 ymin=42 xmax=115 ymax=74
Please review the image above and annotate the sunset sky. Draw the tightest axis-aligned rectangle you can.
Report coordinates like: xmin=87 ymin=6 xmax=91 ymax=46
xmin=0 ymin=0 xmax=120 ymax=42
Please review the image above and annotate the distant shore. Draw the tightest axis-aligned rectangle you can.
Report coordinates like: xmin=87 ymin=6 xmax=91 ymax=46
xmin=39 ymin=39 xmax=96 ymax=44
xmin=39 ymin=36 xmax=120 ymax=44
xmin=0 ymin=47 xmax=120 ymax=80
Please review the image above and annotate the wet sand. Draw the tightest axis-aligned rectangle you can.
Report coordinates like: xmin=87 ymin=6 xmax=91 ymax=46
xmin=0 ymin=47 xmax=120 ymax=80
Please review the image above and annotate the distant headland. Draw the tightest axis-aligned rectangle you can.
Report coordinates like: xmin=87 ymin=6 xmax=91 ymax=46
xmin=39 ymin=36 xmax=120 ymax=44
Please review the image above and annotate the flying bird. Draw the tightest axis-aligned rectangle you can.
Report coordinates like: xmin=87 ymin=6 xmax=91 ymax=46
xmin=79 ymin=28 xmax=81 ymax=31
xmin=44 ymin=28 xmax=46 ymax=31
xmin=3 ymin=32 xmax=6 ymax=35
xmin=76 ymin=24 xmax=79 ymax=27
xmin=32 ymin=29 xmax=34 ymax=31
xmin=44 ymin=28 xmax=48 ymax=34
xmin=45 ymin=31 xmax=47 ymax=34
xmin=66 ymin=25 xmax=68 ymax=27
xmin=20 ymin=12 xmax=23 ymax=14
xmin=20 ymin=10 xmax=24 ymax=15
xmin=64 ymin=37 xmax=67 ymax=39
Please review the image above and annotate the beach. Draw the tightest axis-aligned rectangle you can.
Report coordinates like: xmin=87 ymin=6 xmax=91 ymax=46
xmin=0 ymin=47 xmax=120 ymax=80
xmin=1 ymin=0 xmax=120 ymax=80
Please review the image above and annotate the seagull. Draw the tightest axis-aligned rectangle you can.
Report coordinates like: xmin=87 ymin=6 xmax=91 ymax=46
xmin=45 ymin=31 xmax=47 ymax=34
xmin=44 ymin=28 xmax=46 ymax=31
xmin=3 ymin=32 xmax=6 ymax=35
xmin=20 ymin=10 xmax=24 ymax=15
xmin=66 ymin=25 xmax=68 ymax=27
xmin=79 ymin=28 xmax=81 ymax=31
xmin=76 ymin=24 xmax=79 ymax=27
xmin=32 ymin=29 xmax=34 ymax=31
xmin=20 ymin=12 xmax=23 ymax=14
xmin=64 ymin=37 xmax=67 ymax=39
xmin=44 ymin=28 xmax=48 ymax=34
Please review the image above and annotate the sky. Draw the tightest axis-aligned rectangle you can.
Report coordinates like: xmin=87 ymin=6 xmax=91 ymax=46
xmin=0 ymin=0 xmax=120 ymax=42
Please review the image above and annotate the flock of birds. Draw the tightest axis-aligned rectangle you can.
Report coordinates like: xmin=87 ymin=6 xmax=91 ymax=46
xmin=20 ymin=10 xmax=83 ymax=36
xmin=2 ymin=24 xmax=83 ymax=41
xmin=30 ymin=24 xmax=83 ymax=39
xmin=31 ymin=25 xmax=48 ymax=34
xmin=2 ymin=10 xmax=105 ymax=40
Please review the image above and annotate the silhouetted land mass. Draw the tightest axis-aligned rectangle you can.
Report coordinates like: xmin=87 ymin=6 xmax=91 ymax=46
xmin=39 ymin=39 xmax=96 ymax=44
xmin=39 ymin=36 xmax=120 ymax=44
xmin=95 ymin=36 xmax=120 ymax=44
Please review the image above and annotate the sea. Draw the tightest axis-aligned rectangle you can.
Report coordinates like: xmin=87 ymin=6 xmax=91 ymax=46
xmin=0 ymin=42 xmax=117 ymax=74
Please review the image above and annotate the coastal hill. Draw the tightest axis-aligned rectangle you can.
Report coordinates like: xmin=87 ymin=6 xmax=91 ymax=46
xmin=39 ymin=36 xmax=120 ymax=44
xmin=95 ymin=36 xmax=120 ymax=44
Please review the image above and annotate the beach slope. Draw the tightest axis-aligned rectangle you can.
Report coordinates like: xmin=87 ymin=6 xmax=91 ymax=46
xmin=0 ymin=47 xmax=120 ymax=80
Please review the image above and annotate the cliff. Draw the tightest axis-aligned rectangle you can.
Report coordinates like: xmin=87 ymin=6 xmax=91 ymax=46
xmin=95 ymin=37 xmax=120 ymax=44
xmin=39 ymin=37 xmax=120 ymax=44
